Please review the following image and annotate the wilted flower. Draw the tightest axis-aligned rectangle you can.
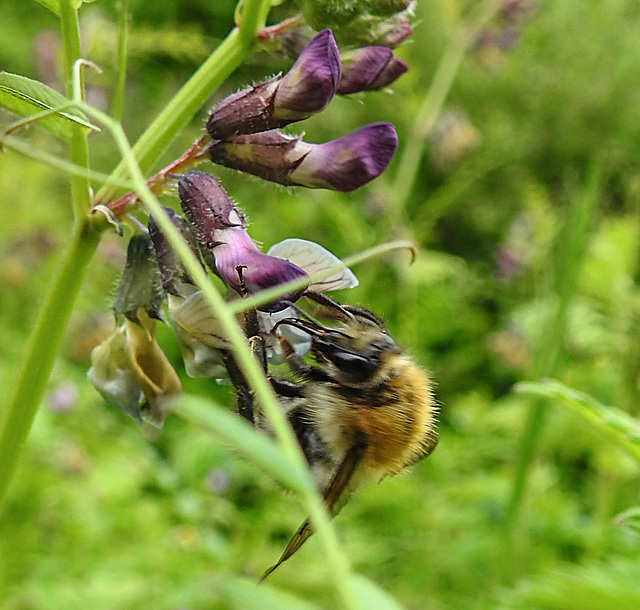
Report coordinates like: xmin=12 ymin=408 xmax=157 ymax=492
xmin=89 ymin=234 xmax=181 ymax=428
xmin=338 ymin=46 xmax=407 ymax=94
xmin=87 ymin=312 xmax=182 ymax=428
xmin=209 ymin=122 xmax=398 ymax=192
xmin=206 ymin=29 xmax=340 ymax=140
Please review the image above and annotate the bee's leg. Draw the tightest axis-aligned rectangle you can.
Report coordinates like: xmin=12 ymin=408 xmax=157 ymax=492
xmin=278 ymin=334 xmax=332 ymax=383
xmin=304 ymin=290 xmax=352 ymax=319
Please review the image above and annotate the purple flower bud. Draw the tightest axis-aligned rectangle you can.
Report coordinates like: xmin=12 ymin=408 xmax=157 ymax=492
xmin=294 ymin=122 xmax=399 ymax=191
xmin=206 ymin=77 xmax=280 ymax=140
xmin=209 ymin=122 xmax=398 ymax=192
xmin=206 ymin=30 xmax=340 ymax=139
xmin=273 ymin=29 xmax=341 ymax=120
xmin=374 ymin=17 xmax=413 ymax=48
xmin=177 ymin=170 xmax=240 ymax=273
xmin=209 ymin=131 xmax=306 ymax=187
xmin=338 ymin=46 xmax=407 ymax=94
xmin=149 ymin=207 xmax=203 ymax=296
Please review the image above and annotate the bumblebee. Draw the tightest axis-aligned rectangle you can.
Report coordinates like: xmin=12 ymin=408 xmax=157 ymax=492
xmin=233 ymin=295 xmax=439 ymax=579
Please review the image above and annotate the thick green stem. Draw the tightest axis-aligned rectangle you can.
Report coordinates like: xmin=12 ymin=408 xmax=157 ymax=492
xmin=0 ymin=223 xmax=100 ymax=510
xmin=0 ymin=0 xmax=98 ymax=511
xmin=60 ymin=0 xmax=91 ymax=218
xmin=111 ymin=0 xmax=129 ymax=121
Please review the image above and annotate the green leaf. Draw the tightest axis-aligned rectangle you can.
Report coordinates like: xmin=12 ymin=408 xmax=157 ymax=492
xmin=177 ymin=394 xmax=312 ymax=494
xmin=223 ymin=576 xmax=319 ymax=610
xmin=515 ymin=379 xmax=640 ymax=462
xmin=32 ymin=0 xmax=95 ymax=16
xmin=0 ymin=72 xmax=99 ymax=140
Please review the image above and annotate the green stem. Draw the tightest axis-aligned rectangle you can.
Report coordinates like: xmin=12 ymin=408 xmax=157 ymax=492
xmin=95 ymin=0 xmax=271 ymax=204
xmin=0 ymin=223 xmax=100 ymax=511
xmin=0 ymin=0 xmax=98 ymax=511
xmin=60 ymin=0 xmax=90 ymax=218
xmin=111 ymin=0 xmax=129 ymax=121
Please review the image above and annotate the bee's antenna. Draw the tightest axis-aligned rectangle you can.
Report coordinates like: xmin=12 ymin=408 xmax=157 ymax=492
xmin=304 ymin=291 xmax=355 ymax=320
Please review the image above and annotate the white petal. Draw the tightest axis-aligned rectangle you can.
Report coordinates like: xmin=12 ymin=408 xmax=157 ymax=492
xmin=267 ymin=238 xmax=358 ymax=292
xmin=171 ymin=291 xmax=230 ymax=349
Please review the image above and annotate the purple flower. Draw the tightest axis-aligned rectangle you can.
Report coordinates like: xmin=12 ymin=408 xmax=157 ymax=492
xmin=212 ymin=228 xmax=309 ymax=311
xmin=208 ymin=122 xmax=398 ymax=192
xmin=273 ymin=29 xmax=341 ymax=119
xmin=177 ymin=171 xmax=308 ymax=311
xmin=338 ymin=46 xmax=408 ymax=94
xmin=206 ymin=30 xmax=340 ymax=139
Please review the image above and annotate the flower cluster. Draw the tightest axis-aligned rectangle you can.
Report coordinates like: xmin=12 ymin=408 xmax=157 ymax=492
xmin=89 ymin=170 xmax=359 ymax=425
xmin=206 ymin=29 xmax=403 ymax=192
xmin=89 ymin=23 xmax=406 ymax=426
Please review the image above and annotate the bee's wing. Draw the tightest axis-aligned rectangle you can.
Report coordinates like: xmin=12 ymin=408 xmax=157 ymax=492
xmin=260 ymin=443 xmax=365 ymax=581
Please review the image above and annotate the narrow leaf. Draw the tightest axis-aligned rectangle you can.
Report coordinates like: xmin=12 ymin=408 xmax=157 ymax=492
xmin=515 ymin=379 xmax=640 ymax=462
xmin=177 ymin=394 xmax=312 ymax=494
xmin=0 ymin=72 xmax=99 ymax=140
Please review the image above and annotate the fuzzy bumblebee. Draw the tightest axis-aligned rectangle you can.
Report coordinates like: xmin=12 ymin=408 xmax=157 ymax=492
xmin=233 ymin=295 xmax=439 ymax=579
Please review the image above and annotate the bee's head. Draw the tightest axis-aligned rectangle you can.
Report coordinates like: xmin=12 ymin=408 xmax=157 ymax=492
xmin=274 ymin=308 xmax=399 ymax=382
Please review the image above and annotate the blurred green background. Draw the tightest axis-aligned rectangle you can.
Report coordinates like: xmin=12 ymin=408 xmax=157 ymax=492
xmin=2 ymin=0 xmax=640 ymax=608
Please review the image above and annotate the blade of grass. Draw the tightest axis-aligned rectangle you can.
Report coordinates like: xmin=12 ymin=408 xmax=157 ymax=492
xmin=515 ymin=379 xmax=640 ymax=463
xmin=505 ymin=171 xmax=601 ymax=531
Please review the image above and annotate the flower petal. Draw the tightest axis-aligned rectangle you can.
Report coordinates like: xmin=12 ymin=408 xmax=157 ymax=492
xmin=267 ymin=238 xmax=358 ymax=292
xmin=291 ymin=122 xmax=399 ymax=191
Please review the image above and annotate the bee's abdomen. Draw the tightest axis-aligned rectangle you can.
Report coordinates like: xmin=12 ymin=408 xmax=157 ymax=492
xmin=346 ymin=362 xmax=436 ymax=476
